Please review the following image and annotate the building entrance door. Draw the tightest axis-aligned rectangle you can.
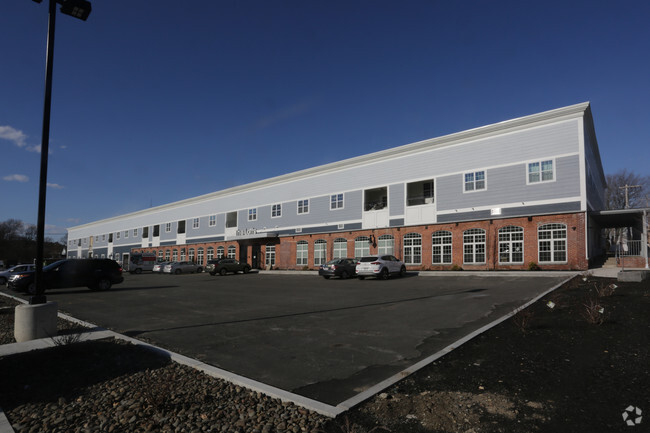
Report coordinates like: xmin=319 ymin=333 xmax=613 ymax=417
xmin=251 ymin=244 xmax=261 ymax=269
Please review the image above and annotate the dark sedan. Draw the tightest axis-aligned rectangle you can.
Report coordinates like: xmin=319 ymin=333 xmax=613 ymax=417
xmin=318 ymin=258 xmax=357 ymax=279
xmin=206 ymin=258 xmax=252 ymax=276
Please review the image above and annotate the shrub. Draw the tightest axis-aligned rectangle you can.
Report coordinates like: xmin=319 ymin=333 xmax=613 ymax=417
xmin=450 ymin=264 xmax=463 ymax=271
xmin=527 ymin=262 xmax=541 ymax=271
xmin=512 ymin=309 xmax=534 ymax=334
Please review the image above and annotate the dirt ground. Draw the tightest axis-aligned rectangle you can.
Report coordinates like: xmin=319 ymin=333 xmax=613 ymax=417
xmin=331 ymin=275 xmax=650 ymax=433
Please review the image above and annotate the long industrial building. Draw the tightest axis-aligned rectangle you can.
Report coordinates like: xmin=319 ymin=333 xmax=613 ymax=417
xmin=66 ymin=102 xmax=608 ymax=271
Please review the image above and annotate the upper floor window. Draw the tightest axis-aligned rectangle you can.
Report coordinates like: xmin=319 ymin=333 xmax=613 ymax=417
xmin=209 ymin=215 xmax=216 ymax=227
xmin=226 ymin=212 xmax=237 ymax=228
xmin=528 ymin=160 xmax=554 ymax=184
xmin=248 ymin=208 xmax=257 ymax=221
xmin=124 ymin=230 xmax=128 ymax=239
xmin=298 ymin=199 xmax=309 ymax=215
xmin=407 ymin=179 xmax=434 ymax=206
xmin=364 ymin=187 xmax=387 ymax=211
xmin=464 ymin=171 xmax=486 ymax=192
xmin=133 ymin=228 xmax=138 ymax=238
xmin=272 ymin=204 xmax=282 ymax=218
xmin=165 ymin=223 xmax=172 ymax=233
xmin=192 ymin=218 xmax=200 ymax=229
xmin=116 ymin=231 xmax=121 ymax=240
xmin=330 ymin=193 xmax=344 ymax=210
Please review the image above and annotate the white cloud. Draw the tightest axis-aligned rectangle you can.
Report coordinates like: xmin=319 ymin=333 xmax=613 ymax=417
xmin=47 ymin=183 xmax=65 ymax=189
xmin=3 ymin=174 xmax=29 ymax=182
xmin=0 ymin=125 xmax=27 ymax=148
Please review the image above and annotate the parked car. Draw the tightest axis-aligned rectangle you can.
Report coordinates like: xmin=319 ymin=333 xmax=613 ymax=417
xmin=7 ymin=259 xmax=124 ymax=294
xmin=152 ymin=261 xmax=170 ymax=273
xmin=356 ymin=255 xmax=406 ymax=280
xmin=0 ymin=264 xmax=35 ymax=285
xmin=163 ymin=261 xmax=203 ymax=274
xmin=206 ymin=258 xmax=251 ymax=276
xmin=318 ymin=258 xmax=357 ymax=279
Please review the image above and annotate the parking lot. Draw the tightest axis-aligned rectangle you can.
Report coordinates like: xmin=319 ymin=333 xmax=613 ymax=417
xmin=2 ymin=271 xmax=572 ymax=407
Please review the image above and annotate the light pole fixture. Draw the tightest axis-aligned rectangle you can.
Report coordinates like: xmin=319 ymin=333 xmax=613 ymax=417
xmin=30 ymin=0 xmax=91 ymax=305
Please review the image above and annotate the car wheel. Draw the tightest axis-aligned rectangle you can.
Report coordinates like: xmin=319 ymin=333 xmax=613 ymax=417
xmin=399 ymin=266 xmax=407 ymax=277
xmin=243 ymin=266 xmax=250 ymax=274
xmin=341 ymin=270 xmax=350 ymax=279
xmin=134 ymin=268 xmax=142 ymax=275
xmin=96 ymin=279 xmax=112 ymax=291
xmin=197 ymin=267 xmax=203 ymax=273
xmin=219 ymin=268 xmax=228 ymax=276
xmin=322 ymin=275 xmax=331 ymax=279
xmin=174 ymin=269 xmax=182 ymax=275
xmin=379 ymin=268 xmax=389 ymax=280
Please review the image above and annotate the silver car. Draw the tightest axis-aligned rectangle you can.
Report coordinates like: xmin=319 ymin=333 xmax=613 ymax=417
xmin=356 ymin=255 xmax=406 ymax=280
xmin=0 ymin=264 xmax=35 ymax=285
xmin=152 ymin=262 xmax=170 ymax=273
xmin=163 ymin=261 xmax=202 ymax=274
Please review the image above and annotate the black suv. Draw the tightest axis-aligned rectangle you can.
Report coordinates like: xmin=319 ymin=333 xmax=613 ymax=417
xmin=8 ymin=259 xmax=124 ymax=294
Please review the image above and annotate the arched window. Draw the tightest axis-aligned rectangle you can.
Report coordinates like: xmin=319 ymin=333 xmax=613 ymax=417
xmin=538 ymin=223 xmax=567 ymax=262
xmin=296 ymin=241 xmax=308 ymax=265
xmin=314 ymin=240 xmax=327 ymax=265
xmin=158 ymin=250 xmax=164 ymax=261
xmin=206 ymin=247 xmax=214 ymax=261
xmin=432 ymin=231 xmax=452 ymax=264
xmin=403 ymin=233 xmax=422 ymax=265
xmin=164 ymin=250 xmax=170 ymax=261
xmin=197 ymin=247 xmax=204 ymax=266
xmin=463 ymin=229 xmax=486 ymax=264
xmin=188 ymin=248 xmax=195 ymax=263
xmin=499 ymin=226 xmax=524 ymax=263
xmin=227 ymin=245 xmax=236 ymax=259
xmin=355 ymin=236 xmax=370 ymax=258
xmin=333 ymin=238 xmax=347 ymax=259
xmin=180 ymin=248 xmax=186 ymax=261
xmin=378 ymin=234 xmax=394 ymax=255
xmin=172 ymin=249 xmax=178 ymax=261
xmin=216 ymin=246 xmax=224 ymax=259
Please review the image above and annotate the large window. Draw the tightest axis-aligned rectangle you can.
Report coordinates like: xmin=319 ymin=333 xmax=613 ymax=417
xmin=266 ymin=244 xmax=276 ymax=267
xmin=188 ymin=248 xmax=195 ymax=263
xmin=216 ymin=246 xmax=224 ymax=259
xmin=333 ymin=238 xmax=347 ymax=259
xmin=464 ymin=171 xmax=486 ymax=192
xmin=538 ymin=223 xmax=567 ymax=262
xmin=403 ymin=233 xmax=422 ymax=265
xmin=378 ymin=235 xmax=394 ymax=255
xmin=407 ymin=179 xmax=434 ymax=206
xmin=298 ymin=199 xmax=309 ymax=215
xmin=364 ymin=187 xmax=387 ymax=211
xmin=499 ymin=226 xmax=524 ymax=263
xmin=528 ymin=160 xmax=554 ymax=183
xmin=296 ymin=241 xmax=308 ymax=266
xmin=355 ymin=236 xmax=370 ymax=257
xmin=227 ymin=245 xmax=236 ymax=259
xmin=158 ymin=250 xmax=164 ymax=261
xmin=330 ymin=193 xmax=344 ymax=210
xmin=314 ymin=240 xmax=327 ymax=265
xmin=206 ymin=247 xmax=214 ymax=261
xmin=177 ymin=220 xmax=186 ymax=234
xmin=164 ymin=250 xmax=170 ymax=261
xmin=197 ymin=247 xmax=204 ymax=266
xmin=172 ymin=249 xmax=178 ymax=261
xmin=432 ymin=231 xmax=452 ymax=264
xmin=180 ymin=248 xmax=186 ymax=261
xmin=463 ymin=228 xmax=486 ymax=264
xmin=226 ymin=212 xmax=237 ymax=228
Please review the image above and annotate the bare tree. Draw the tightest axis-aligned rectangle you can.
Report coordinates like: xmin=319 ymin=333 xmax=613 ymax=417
xmin=605 ymin=169 xmax=650 ymax=210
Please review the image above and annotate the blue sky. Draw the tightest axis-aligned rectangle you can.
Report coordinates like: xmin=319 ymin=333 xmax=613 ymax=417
xmin=1 ymin=0 xmax=649 ymax=238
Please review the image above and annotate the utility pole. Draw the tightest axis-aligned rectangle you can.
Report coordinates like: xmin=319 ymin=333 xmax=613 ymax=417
xmin=619 ymin=184 xmax=641 ymax=209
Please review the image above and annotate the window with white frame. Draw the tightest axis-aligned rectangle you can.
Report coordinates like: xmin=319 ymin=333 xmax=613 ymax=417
xmin=403 ymin=233 xmax=422 ymax=265
xmin=499 ymin=226 xmax=524 ymax=263
xmin=272 ymin=204 xmax=282 ymax=218
xmin=172 ymin=249 xmax=178 ymax=261
xmin=165 ymin=222 xmax=172 ymax=233
xmin=266 ymin=244 xmax=276 ymax=266
xmin=464 ymin=171 xmax=486 ymax=192
xmin=227 ymin=245 xmax=236 ymax=259
xmin=197 ymin=247 xmax=204 ymax=265
xmin=133 ymin=228 xmax=138 ymax=237
xmin=314 ymin=240 xmax=327 ymax=265
xmin=463 ymin=228 xmax=486 ymax=264
xmin=180 ymin=248 xmax=186 ymax=261
xmin=333 ymin=238 xmax=347 ymax=259
xmin=330 ymin=193 xmax=344 ymax=210
xmin=298 ymin=199 xmax=309 ymax=214
xmin=206 ymin=247 xmax=214 ymax=261
xmin=216 ymin=246 xmax=224 ymax=259
xmin=296 ymin=241 xmax=308 ymax=265
xmin=116 ymin=231 xmax=120 ymax=240
xmin=188 ymin=248 xmax=195 ymax=263
xmin=528 ymin=160 xmax=554 ymax=183
xmin=158 ymin=250 xmax=164 ymax=261
xmin=248 ymin=208 xmax=257 ymax=221
xmin=209 ymin=215 xmax=216 ymax=227
xmin=378 ymin=235 xmax=394 ymax=255
xmin=193 ymin=218 xmax=199 ymax=229
xmin=164 ymin=250 xmax=170 ymax=261
xmin=226 ymin=212 xmax=237 ymax=228
xmin=538 ymin=223 xmax=567 ymax=262
xmin=355 ymin=236 xmax=370 ymax=257
xmin=124 ymin=230 xmax=129 ymax=239
xmin=407 ymin=179 xmax=434 ymax=206
xmin=432 ymin=230 xmax=452 ymax=264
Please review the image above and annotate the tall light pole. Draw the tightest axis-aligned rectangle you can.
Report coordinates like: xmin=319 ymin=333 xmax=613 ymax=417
xmin=31 ymin=0 xmax=91 ymax=305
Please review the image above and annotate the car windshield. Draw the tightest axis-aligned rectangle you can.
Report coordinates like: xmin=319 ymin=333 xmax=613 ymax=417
xmin=359 ymin=257 xmax=379 ymax=262
xmin=325 ymin=260 xmax=339 ymax=265
xmin=43 ymin=260 xmax=67 ymax=271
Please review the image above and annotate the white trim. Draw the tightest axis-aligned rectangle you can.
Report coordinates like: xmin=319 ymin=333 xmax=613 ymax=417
xmin=437 ymin=196 xmax=582 ymax=215
xmin=462 ymin=169 xmax=487 ymax=194
xmin=525 ymin=158 xmax=556 ymax=185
